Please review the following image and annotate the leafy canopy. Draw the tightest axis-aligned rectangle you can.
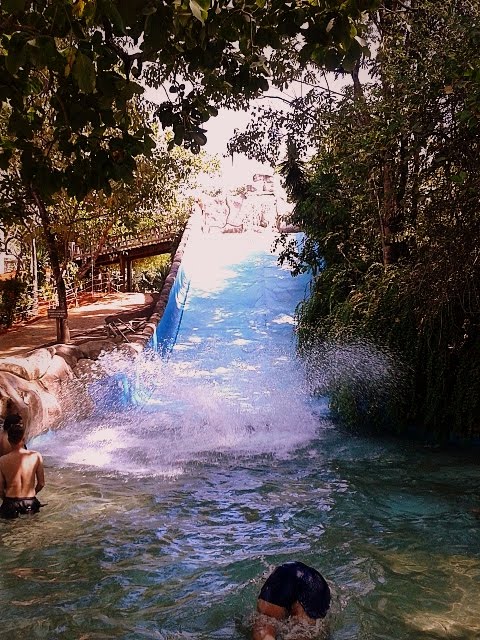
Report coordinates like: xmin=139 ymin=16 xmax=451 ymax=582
xmin=0 ymin=0 xmax=378 ymax=203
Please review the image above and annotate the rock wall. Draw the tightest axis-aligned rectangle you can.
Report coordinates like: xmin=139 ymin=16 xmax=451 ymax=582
xmin=0 ymin=344 xmax=100 ymax=437
xmin=0 ymin=211 xmax=196 ymax=440
xmin=197 ymin=174 xmax=297 ymax=233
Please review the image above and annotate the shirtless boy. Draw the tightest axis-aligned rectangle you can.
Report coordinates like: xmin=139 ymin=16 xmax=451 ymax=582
xmin=0 ymin=421 xmax=45 ymax=519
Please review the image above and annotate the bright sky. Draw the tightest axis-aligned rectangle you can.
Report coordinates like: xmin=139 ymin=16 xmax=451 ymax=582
xmin=146 ymin=85 xmax=272 ymax=190
xmin=200 ymin=73 xmax=351 ymax=189
xmin=202 ymin=106 xmax=273 ymax=188
xmin=147 ymin=71 xmax=352 ymax=192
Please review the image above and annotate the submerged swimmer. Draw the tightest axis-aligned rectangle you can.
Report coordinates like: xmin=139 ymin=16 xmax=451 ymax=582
xmin=253 ymin=561 xmax=331 ymax=640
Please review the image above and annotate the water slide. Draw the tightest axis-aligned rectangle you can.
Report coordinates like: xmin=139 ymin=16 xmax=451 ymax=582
xmin=36 ymin=224 xmax=318 ymax=474
xmin=155 ymin=225 xmax=315 ymax=415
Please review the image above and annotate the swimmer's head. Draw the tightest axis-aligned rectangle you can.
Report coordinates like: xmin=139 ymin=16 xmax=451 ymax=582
xmin=3 ymin=413 xmax=22 ymax=432
xmin=7 ymin=421 xmax=25 ymax=445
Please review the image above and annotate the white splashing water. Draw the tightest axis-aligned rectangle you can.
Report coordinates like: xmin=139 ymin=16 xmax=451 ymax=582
xmin=302 ymin=340 xmax=401 ymax=399
xmin=37 ymin=346 xmax=323 ymax=477
xmin=35 ymin=231 xmax=323 ymax=477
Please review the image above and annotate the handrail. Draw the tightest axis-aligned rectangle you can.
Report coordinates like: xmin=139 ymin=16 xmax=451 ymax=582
xmin=47 ymin=276 xmax=123 ymax=308
xmin=6 ymin=226 xmax=179 ymax=326
xmin=70 ymin=228 xmax=176 ymax=261
xmin=11 ymin=276 xmax=122 ymax=324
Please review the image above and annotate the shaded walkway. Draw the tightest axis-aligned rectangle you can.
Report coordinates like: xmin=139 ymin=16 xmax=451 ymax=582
xmin=0 ymin=292 xmax=155 ymax=359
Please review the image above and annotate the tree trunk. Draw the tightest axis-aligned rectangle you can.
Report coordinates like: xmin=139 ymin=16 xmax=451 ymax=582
xmin=376 ymin=1 xmax=410 ymax=266
xmin=76 ymin=218 xmax=116 ymax=280
xmin=381 ymin=157 xmax=399 ymax=266
xmin=30 ymin=187 xmax=71 ymax=343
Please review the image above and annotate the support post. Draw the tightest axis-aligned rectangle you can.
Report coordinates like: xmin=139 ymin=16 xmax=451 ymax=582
xmin=126 ymin=257 xmax=132 ymax=292
xmin=119 ymin=254 xmax=126 ymax=292
xmin=31 ymin=237 xmax=38 ymax=316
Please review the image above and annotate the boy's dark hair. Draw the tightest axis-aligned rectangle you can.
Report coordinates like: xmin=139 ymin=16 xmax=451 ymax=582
xmin=7 ymin=422 xmax=25 ymax=445
xmin=3 ymin=413 xmax=22 ymax=432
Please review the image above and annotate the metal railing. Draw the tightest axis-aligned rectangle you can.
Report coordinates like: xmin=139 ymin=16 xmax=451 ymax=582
xmin=10 ymin=276 xmax=123 ymax=325
xmin=49 ymin=276 xmax=123 ymax=307
xmin=70 ymin=227 xmax=176 ymax=261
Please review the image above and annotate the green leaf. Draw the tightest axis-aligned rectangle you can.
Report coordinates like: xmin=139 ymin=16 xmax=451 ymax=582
xmin=73 ymin=52 xmax=96 ymax=93
xmin=189 ymin=0 xmax=208 ymax=24
xmin=173 ymin=124 xmax=185 ymax=145
xmin=326 ymin=18 xmax=335 ymax=33
xmin=323 ymin=48 xmax=342 ymax=71
xmin=26 ymin=36 xmax=64 ymax=71
xmin=258 ymin=76 xmax=269 ymax=91
xmin=450 ymin=171 xmax=467 ymax=184
xmin=142 ymin=1 xmax=158 ymax=15
xmin=5 ymin=44 xmax=26 ymax=75
xmin=9 ymin=112 xmax=33 ymax=139
xmin=0 ymin=149 xmax=13 ymax=170
xmin=100 ymin=0 xmax=127 ymax=35
xmin=192 ymin=130 xmax=207 ymax=146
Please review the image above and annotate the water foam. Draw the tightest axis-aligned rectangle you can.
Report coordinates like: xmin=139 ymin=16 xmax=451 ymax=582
xmin=38 ymin=346 xmax=321 ymax=477
xmin=34 ymin=233 xmax=403 ymax=476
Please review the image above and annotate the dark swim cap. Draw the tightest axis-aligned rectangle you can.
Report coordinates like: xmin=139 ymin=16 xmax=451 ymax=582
xmin=297 ymin=565 xmax=331 ymax=619
xmin=259 ymin=561 xmax=331 ymax=619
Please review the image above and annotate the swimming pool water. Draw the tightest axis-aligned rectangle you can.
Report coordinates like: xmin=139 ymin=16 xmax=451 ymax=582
xmin=2 ymin=231 xmax=479 ymax=639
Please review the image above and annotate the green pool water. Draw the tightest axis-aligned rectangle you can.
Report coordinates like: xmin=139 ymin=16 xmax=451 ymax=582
xmin=2 ymin=421 xmax=479 ymax=640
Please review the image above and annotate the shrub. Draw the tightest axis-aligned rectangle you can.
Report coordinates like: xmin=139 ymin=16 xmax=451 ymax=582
xmin=0 ymin=278 xmax=29 ymax=328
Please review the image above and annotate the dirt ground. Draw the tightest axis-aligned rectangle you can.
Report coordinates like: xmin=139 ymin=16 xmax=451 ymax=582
xmin=0 ymin=292 xmax=155 ymax=359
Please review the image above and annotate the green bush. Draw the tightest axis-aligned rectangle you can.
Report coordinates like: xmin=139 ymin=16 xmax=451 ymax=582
xmin=0 ymin=278 xmax=29 ymax=328
xmin=132 ymin=255 xmax=171 ymax=293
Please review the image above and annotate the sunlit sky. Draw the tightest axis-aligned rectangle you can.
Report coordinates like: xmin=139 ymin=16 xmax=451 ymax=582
xmin=202 ymin=106 xmax=273 ymax=188
xmin=199 ymin=73 xmax=351 ymax=189
xmin=147 ymin=71 xmax=352 ymax=191
xmin=146 ymin=85 xmax=273 ymax=189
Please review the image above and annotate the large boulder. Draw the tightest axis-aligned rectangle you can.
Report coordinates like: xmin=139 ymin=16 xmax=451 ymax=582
xmin=74 ymin=358 xmax=103 ymax=380
xmin=54 ymin=344 xmax=84 ymax=368
xmin=40 ymin=355 xmax=74 ymax=395
xmin=78 ymin=340 xmax=116 ymax=360
xmin=0 ymin=370 xmax=62 ymax=437
xmin=0 ymin=347 xmax=54 ymax=381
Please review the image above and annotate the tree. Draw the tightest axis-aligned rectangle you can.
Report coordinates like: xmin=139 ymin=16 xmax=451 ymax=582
xmin=1 ymin=0 xmax=378 ymax=340
xmin=58 ymin=131 xmax=219 ymax=281
xmin=229 ymin=1 xmax=480 ymax=439
xmin=304 ymin=2 xmax=480 ymax=439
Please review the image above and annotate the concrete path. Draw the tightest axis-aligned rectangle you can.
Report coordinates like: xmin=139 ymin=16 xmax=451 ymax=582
xmin=0 ymin=292 xmax=154 ymax=359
